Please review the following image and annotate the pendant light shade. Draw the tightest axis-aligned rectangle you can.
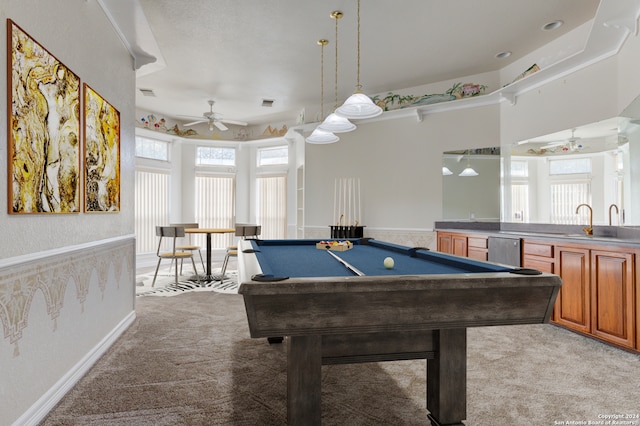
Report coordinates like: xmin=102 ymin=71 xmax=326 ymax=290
xmin=306 ymin=128 xmax=340 ymax=144
xmin=458 ymin=150 xmax=479 ymax=176
xmin=459 ymin=167 xmax=479 ymax=177
xmin=442 ymin=166 xmax=453 ymax=176
xmin=336 ymin=92 xmax=382 ymax=119
xmin=318 ymin=113 xmax=356 ymax=132
xmin=335 ymin=0 xmax=382 ymax=120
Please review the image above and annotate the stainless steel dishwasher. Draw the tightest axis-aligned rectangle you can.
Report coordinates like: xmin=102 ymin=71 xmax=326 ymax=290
xmin=488 ymin=236 xmax=522 ymax=267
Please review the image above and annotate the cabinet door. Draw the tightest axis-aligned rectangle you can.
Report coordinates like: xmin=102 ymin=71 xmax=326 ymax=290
xmin=591 ymin=250 xmax=635 ymax=349
xmin=452 ymin=235 xmax=467 ymax=257
xmin=437 ymin=233 xmax=452 ymax=254
xmin=555 ymin=246 xmax=590 ymax=333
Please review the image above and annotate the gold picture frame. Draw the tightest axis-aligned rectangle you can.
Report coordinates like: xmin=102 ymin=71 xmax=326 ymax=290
xmin=7 ymin=19 xmax=81 ymax=214
xmin=83 ymin=84 xmax=120 ymax=212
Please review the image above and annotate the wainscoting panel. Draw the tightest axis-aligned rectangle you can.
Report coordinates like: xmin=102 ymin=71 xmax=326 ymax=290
xmin=0 ymin=236 xmax=136 ymax=425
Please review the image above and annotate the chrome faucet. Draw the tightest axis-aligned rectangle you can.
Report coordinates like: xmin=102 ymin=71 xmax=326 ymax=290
xmin=608 ymin=204 xmax=619 ymax=226
xmin=576 ymin=204 xmax=593 ymax=236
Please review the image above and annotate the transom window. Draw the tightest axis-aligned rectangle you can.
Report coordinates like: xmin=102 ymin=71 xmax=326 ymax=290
xmin=196 ymin=146 xmax=235 ymax=166
xmin=257 ymin=145 xmax=288 ymax=166
xmin=549 ymin=157 xmax=591 ymax=175
xmin=135 ymin=137 xmax=169 ymax=161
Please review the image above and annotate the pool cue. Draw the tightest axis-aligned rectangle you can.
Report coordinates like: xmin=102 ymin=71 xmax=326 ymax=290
xmin=326 ymin=250 xmax=365 ymax=276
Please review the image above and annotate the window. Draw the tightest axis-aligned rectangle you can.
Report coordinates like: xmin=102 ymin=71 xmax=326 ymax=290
xmin=510 ymin=160 xmax=529 ymax=222
xmin=549 ymin=157 xmax=591 ymax=175
xmin=257 ymin=145 xmax=288 ymax=166
xmin=194 ymin=174 xmax=235 ymax=248
xmin=196 ymin=146 xmax=235 ymax=166
xmin=548 ymin=158 xmax=591 ymax=223
xmin=511 ymin=160 xmax=528 ymax=178
xmin=256 ymin=175 xmax=287 ymax=239
xmin=134 ymin=169 xmax=170 ymax=253
xmin=135 ymin=137 xmax=169 ymax=161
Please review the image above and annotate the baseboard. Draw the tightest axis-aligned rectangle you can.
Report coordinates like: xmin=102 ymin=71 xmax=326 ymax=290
xmin=12 ymin=310 xmax=137 ymax=426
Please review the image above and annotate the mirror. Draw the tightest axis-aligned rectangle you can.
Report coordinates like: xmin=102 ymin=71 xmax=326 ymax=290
xmin=502 ymin=96 xmax=640 ymax=226
xmin=442 ymin=148 xmax=501 ymax=221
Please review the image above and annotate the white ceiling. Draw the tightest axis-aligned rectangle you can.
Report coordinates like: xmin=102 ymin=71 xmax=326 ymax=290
xmin=109 ymin=1 xmax=612 ymax=127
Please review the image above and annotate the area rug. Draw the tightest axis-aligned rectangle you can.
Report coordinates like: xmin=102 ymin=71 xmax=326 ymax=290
xmin=136 ymin=269 xmax=239 ymax=296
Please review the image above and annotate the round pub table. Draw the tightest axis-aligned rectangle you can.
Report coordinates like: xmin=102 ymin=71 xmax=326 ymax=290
xmin=184 ymin=228 xmax=235 ymax=281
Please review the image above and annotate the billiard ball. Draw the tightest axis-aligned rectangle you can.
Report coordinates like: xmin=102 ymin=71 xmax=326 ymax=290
xmin=384 ymin=257 xmax=394 ymax=269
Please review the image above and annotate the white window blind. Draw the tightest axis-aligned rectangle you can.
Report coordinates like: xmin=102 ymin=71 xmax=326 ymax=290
xmin=195 ymin=174 xmax=235 ymax=249
xmin=511 ymin=183 xmax=529 ymax=222
xmin=135 ymin=169 xmax=170 ymax=253
xmin=256 ymin=175 xmax=287 ymax=239
xmin=550 ymin=181 xmax=591 ymax=224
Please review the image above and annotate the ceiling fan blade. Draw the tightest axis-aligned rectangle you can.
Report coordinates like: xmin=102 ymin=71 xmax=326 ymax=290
xmin=214 ymin=121 xmax=228 ymax=131
xmin=220 ymin=119 xmax=248 ymax=127
xmin=539 ymin=141 xmax=566 ymax=149
xmin=184 ymin=120 xmax=207 ymax=127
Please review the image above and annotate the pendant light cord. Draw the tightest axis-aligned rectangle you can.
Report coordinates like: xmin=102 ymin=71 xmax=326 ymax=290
xmin=335 ymin=12 xmax=339 ymax=108
xmin=317 ymin=39 xmax=329 ymax=119
xmin=356 ymin=0 xmax=362 ymax=92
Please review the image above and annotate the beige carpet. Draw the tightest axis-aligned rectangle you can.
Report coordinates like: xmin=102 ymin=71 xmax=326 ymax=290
xmin=40 ymin=291 xmax=640 ymax=425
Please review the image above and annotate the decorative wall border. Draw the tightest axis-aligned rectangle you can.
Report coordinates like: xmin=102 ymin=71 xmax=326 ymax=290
xmin=0 ymin=236 xmax=134 ymax=356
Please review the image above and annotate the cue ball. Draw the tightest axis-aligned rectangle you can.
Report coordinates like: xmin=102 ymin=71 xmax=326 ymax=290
xmin=384 ymin=257 xmax=394 ymax=269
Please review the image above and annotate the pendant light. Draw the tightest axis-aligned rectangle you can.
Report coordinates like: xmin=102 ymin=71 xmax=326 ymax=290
xmin=442 ymin=166 xmax=453 ymax=176
xmin=459 ymin=150 xmax=479 ymax=177
xmin=307 ymin=39 xmax=339 ymax=144
xmin=318 ymin=11 xmax=356 ymax=133
xmin=334 ymin=0 xmax=382 ymax=120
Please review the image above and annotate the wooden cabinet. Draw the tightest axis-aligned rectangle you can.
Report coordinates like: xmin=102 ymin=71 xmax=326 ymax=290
xmin=535 ymin=241 xmax=637 ymax=351
xmin=522 ymin=241 xmax=554 ymax=274
xmin=437 ymin=231 xmax=488 ymax=259
xmin=439 ymin=230 xmax=639 ymax=352
xmin=437 ymin=233 xmax=453 ymax=254
xmin=555 ymin=246 xmax=591 ymax=334
xmin=467 ymin=236 xmax=488 ymax=261
xmin=590 ymin=249 xmax=635 ymax=348
xmin=452 ymin=235 xmax=467 ymax=257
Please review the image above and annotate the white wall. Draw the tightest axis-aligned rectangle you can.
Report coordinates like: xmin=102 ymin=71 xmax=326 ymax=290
xmin=304 ymin=20 xmax=640 ymax=243
xmin=0 ymin=2 xmax=136 ymax=424
xmin=304 ymin=106 xmax=500 ymax=242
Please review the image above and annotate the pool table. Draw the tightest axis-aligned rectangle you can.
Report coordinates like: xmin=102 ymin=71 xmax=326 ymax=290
xmin=238 ymin=238 xmax=561 ymax=426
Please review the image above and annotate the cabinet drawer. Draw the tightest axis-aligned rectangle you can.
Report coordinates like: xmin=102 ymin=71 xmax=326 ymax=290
xmin=468 ymin=247 xmax=488 ymax=261
xmin=523 ymin=242 xmax=554 ymax=258
xmin=468 ymin=237 xmax=488 ymax=249
xmin=523 ymin=256 xmax=554 ymax=274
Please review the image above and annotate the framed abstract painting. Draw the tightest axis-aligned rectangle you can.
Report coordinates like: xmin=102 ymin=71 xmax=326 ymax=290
xmin=7 ymin=19 xmax=81 ymax=214
xmin=83 ymin=84 xmax=120 ymax=212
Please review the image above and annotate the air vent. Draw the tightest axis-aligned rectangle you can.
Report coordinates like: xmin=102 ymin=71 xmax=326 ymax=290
xmin=262 ymin=99 xmax=274 ymax=107
xmin=139 ymin=88 xmax=156 ymax=97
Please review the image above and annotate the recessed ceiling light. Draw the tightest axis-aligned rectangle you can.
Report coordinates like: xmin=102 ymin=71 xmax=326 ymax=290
xmin=542 ymin=20 xmax=564 ymax=31
xmin=495 ymin=51 xmax=512 ymax=59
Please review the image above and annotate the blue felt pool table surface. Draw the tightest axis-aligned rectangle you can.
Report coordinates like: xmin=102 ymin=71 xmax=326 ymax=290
xmin=249 ymin=238 xmax=512 ymax=279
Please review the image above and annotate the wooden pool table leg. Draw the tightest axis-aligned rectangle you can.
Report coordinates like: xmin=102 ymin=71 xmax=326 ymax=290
xmin=287 ymin=335 xmax=322 ymax=425
xmin=426 ymin=328 xmax=467 ymax=426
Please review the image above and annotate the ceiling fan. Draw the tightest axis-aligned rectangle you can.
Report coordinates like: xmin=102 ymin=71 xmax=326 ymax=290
xmin=538 ymin=128 xmax=584 ymax=152
xmin=182 ymin=100 xmax=248 ymax=132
